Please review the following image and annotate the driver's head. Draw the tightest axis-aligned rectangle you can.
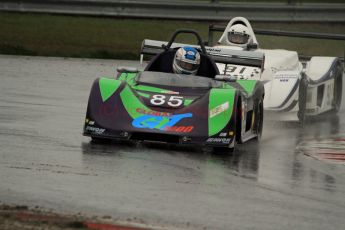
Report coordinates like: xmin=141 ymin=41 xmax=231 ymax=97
xmin=172 ymin=46 xmax=200 ymax=75
xmin=227 ymin=24 xmax=251 ymax=46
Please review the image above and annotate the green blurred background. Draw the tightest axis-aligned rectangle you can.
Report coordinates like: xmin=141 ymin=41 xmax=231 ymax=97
xmin=1 ymin=12 xmax=344 ymax=60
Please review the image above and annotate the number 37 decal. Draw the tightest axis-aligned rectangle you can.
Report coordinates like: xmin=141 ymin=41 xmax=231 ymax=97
xmin=150 ymin=95 xmax=184 ymax=107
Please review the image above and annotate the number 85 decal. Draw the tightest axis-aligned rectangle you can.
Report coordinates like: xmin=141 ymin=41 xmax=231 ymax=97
xmin=150 ymin=95 xmax=184 ymax=107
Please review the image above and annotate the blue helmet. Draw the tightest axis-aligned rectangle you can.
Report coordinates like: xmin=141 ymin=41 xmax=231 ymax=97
xmin=173 ymin=46 xmax=201 ymax=75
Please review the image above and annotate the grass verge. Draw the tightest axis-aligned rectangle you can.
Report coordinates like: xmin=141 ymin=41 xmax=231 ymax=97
xmin=0 ymin=12 xmax=344 ymax=59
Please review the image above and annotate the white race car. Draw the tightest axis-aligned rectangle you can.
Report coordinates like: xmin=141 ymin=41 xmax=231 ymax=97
xmin=215 ymin=17 xmax=343 ymax=122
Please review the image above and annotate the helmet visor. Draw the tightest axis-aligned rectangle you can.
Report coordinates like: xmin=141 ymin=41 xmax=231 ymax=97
xmin=228 ymin=32 xmax=249 ymax=44
xmin=176 ymin=59 xmax=199 ymax=71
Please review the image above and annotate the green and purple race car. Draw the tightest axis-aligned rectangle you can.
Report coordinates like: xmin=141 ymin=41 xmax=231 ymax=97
xmin=83 ymin=30 xmax=265 ymax=152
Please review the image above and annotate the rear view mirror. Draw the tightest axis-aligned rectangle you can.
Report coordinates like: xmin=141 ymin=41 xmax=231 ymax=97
xmin=215 ymin=75 xmax=237 ymax=82
xmin=247 ymin=43 xmax=258 ymax=50
xmin=117 ymin=66 xmax=139 ymax=73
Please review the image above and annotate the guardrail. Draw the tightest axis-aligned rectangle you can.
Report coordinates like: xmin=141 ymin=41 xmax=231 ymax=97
xmin=208 ymin=24 xmax=345 ymax=63
xmin=0 ymin=0 xmax=345 ymax=22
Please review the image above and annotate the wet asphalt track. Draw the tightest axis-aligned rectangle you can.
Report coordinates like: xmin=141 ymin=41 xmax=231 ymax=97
xmin=0 ymin=55 xmax=345 ymax=230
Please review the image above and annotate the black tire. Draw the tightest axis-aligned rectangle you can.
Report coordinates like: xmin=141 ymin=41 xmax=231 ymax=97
xmin=235 ymin=98 xmax=243 ymax=144
xmin=254 ymin=98 xmax=264 ymax=139
xmin=298 ymin=77 xmax=308 ymax=124
xmin=332 ymin=61 xmax=343 ymax=113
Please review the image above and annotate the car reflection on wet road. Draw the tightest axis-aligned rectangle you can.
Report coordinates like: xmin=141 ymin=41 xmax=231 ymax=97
xmin=0 ymin=55 xmax=344 ymax=230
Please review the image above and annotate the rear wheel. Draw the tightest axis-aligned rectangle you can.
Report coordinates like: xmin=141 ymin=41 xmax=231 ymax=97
xmin=332 ymin=61 xmax=343 ymax=113
xmin=235 ymin=98 xmax=243 ymax=144
xmin=298 ymin=77 xmax=308 ymax=124
xmin=254 ymin=98 xmax=264 ymax=139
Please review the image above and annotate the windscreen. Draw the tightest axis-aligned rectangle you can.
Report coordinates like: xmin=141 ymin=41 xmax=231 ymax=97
xmin=136 ymin=71 xmax=221 ymax=88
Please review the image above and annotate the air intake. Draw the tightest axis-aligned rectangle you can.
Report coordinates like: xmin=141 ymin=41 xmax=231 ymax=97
xmin=130 ymin=132 xmax=180 ymax=144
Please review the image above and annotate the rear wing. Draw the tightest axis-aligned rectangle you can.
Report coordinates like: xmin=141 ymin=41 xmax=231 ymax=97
xmin=141 ymin=39 xmax=264 ymax=68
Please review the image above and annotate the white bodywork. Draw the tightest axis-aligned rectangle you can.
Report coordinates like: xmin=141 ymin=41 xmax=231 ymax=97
xmin=216 ymin=17 xmax=341 ymax=120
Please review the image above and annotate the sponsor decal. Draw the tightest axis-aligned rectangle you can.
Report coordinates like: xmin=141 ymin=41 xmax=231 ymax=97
xmin=209 ymin=102 xmax=229 ymax=118
xmin=132 ymin=113 xmax=193 ymax=131
xmin=85 ymin=119 xmax=95 ymax=125
xmin=85 ymin=126 xmax=105 ymax=134
xmin=219 ymin=132 xmax=227 ymax=137
xmin=186 ymin=50 xmax=195 ymax=56
xmin=206 ymin=47 xmax=221 ymax=52
xmin=274 ymin=73 xmax=298 ymax=79
xmin=161 ymin=90 xmax=179 ymax=95
xmin=206 ymin=138 xmax=231 ymax=144
xmin=164 ymin=126 xmax=194 ymax=133
xmin=136 ymin=108 xmax=171 ymax=117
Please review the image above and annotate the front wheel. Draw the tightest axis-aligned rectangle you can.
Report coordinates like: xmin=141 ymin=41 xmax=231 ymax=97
xmin=332 ymin=61 xmax=343 ymax=113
